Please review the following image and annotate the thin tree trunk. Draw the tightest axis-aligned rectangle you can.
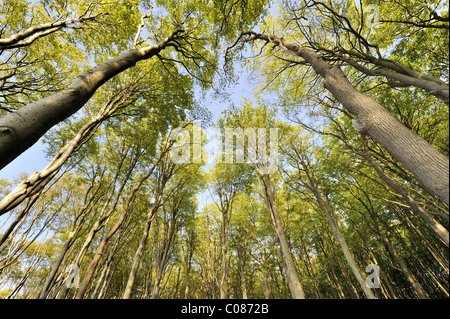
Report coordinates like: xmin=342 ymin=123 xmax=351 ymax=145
xmin=303 ymin=166 xmax=376 ymax=299
xmin=258 ymin=174 xmax=305 ymax=299
xmin=260 ymin=266 xmax=270 ymax=299
xmin=317 ymin=237 xmax=346 ymax=298
xmin=239 ymin=250 xmax=248 ymax=299
xmin=350 ymin=182 xmax=430 ymax=299
xmin=360 ymin=140 xmax=449 ymax=246
xmin=219 ymin=209 xmax=230 ymax=299
xmin=0 ymin=27 xmax=184 ymax=169
xmin=90 ymin=234 xmax=122 ymax=299
xmin=38 ymin=232 xmax=75 ymax=299
xmin=150 ymin=210 xmax=177 ymax=299
xmin=122 ymin=200 xmax=161 ymax=299
xmin=184 ymin=254 xmax=192 ymax=299
xmin=75 ymin=201 xmax=131 ymax=299
xmin=376 ymin=219 xmax=428 ymax=298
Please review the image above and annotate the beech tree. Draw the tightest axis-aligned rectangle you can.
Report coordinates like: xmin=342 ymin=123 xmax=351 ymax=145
xmin=0 ymin=0 xmax=448 ymax=300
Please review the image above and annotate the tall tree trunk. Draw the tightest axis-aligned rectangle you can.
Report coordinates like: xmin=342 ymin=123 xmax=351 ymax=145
xmin=246 ymin=32 xmax=449 ymax=205
xmin=372 ymin=212 xmax=428 ymax=298
xmin=298 ymin=228 xmax=322 ymax=298
xmin=75 ymin=201 xmax=131 ymax=299
xmin=38 ymin=188 xmax=98 ymax=299
xmin=90 ymin=235 xmax=121 ymax=299
xmin=257 ymin=174 xmax=305 ymax=299
xmin=122 ymin=200 xmax=161 ymax=299
xmin=150 ymin=211 xmax=177 ymax=299
xmin=57 ymin=155 xmax=133 ymax=299
xmin=238 ymin=249 xmax=248 ymax=299
xmin=38 ymin=231 xmax=75 ymax=299
xmin=395 ymin=207 xmax=449 ymax=274
xmin=260 ymin=262 xmax=271 ymax=299
xmin=184 ymin=253 xmax=193 ymax=299
xmin=317 ymin=237 xmax=346 ymax=298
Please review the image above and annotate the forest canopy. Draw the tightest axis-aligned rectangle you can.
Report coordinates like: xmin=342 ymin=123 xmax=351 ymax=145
xmin=0 ymin=0 xmax=448 ymax=300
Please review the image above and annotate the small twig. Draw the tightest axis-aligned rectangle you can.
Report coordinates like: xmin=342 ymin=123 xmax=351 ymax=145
xmin=133 ymin=5 xmax=153 ymax=48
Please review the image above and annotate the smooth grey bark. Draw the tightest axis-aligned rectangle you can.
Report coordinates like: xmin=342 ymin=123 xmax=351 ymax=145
xmin=0 ymin=16 xmax=100 ymax=50
xmin=245 ymin=32 xmax=449 ymax=206
xmin=258 ymin=174 xmax=306 ymax=299
xmin=0 ymin=27 xmax=183 ymax=170
xmin=0 ymin=82 xmax=141 ymax=217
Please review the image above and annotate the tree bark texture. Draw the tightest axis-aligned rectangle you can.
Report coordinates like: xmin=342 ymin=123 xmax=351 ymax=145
xmin=246 ymin=32 xmax=449 ymax=206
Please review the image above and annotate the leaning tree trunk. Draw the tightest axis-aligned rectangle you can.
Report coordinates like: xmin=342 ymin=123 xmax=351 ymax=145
xmin=367 ymin=205 xmax=428 ymax=299
xmin=258 ymin=174 xmax=306 ymax=299
xmin=304 ymin=168 xmax=376 ymax=299
xmin=75 ymin=203 xmax=131 ymax=299
xmin=150 ymin=213 xmax=177 ymax=299
xmin=358 ymin=141 xmax=449 ymax=246
xmin=122 ymin=197 xmax=162 ymax=299
xmin=245 ymin=32 xmax=449 ymax=206
xmin=0 ymin=27 xmax=184 ymax=170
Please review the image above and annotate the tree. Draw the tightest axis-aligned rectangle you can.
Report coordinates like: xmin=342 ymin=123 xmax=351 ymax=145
xmin=236 ymin=31 xmax=449 ymax=205
xmin=217 ymin=103 xmax=306 ymax=299
xmin=207 ymin=162 xmax=253 ymax=298
xmin=0 ymin=0 xmax=448 ymax=301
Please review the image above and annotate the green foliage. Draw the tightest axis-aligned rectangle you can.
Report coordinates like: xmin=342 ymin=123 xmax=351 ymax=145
xmin=0 ymin=0 xmax=448 ymax=300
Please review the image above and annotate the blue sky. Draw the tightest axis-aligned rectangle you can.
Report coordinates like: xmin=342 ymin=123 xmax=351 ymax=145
xmin=0 ymin=140 xmax=48 ymax=181
xmin=0 ymin=64 xmax=258 ymax=182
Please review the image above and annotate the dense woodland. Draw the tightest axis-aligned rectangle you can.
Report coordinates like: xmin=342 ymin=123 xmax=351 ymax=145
xmin=0 ymin=0 xmax=448 ymax=299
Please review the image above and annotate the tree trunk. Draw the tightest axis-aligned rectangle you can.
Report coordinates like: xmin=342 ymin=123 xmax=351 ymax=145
xmin=317 ymin=237 xmax=346 ymax=298
xmin=75 ymin=201 xmax=130 ymax=299
xmin=122 ymin=200 xmax=161 ymax=299
xmin=219 ymin=209 xmax=230 ymax=299
xmin=260 ymin=264 xmax=270 ymax=299
xmin=303 ymin=166 xmax=376 ymax=299
xmin=247 ymin=32 xmax=449 ymax=205
xmin=239 ymin=251 xmax=248 ymax=299
xmin=361 ymin=143 xmax=448 ymax=246
xmin=372 ymin=213 xmax=428 ymax=298
xmin=90 ymin=235 xmax=121 ymax=299
xmin=258 ymin=174 xmax=305 ymax=299
xmin=184 ymin=255 xmax=192 ymax=299
xmin=0 ymin=27 xmax=184 ymax=169
xmin=150 ymin=211 xmax=177 ymax=299
xmin=38 ymin=231 xmax=75 ymax=299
